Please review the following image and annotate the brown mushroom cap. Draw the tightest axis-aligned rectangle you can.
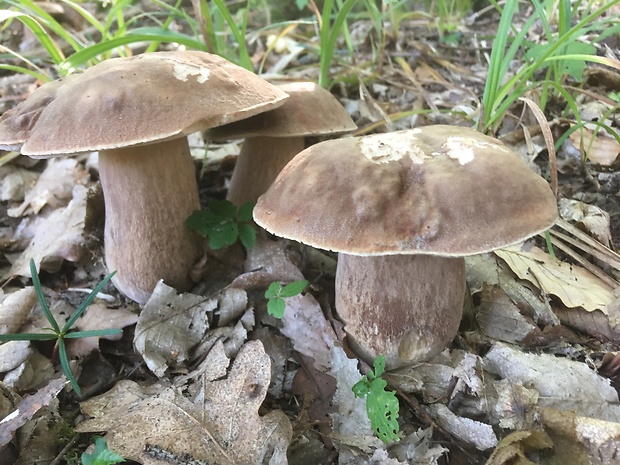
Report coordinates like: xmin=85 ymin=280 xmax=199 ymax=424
xmin=0 ymin=51 xmax=289 ymax=304
xmin=209 ymin=81 xmax=356 ymax=205
xmin=0 ymin=78 xmax=67 ymax=151
xmin=16 ymin=51 xmax=288 ymax=156
xmin=208 ymin=81 xmax=356 ymax=139
xmin=254 ymin=125 xmax=558 ymax=256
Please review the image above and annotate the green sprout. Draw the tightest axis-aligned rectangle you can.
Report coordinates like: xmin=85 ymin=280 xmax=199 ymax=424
xmin=81 ymin=436 xmax=125 ymax=465
xmin=352 ymin=355 xmax=400 ymax=444
xmin=264 ymin=280 xmax=309 ymax=319
xmin=0 ymin=260 xmax=120 ymax=397
xmin=185 ymin=200 xmax=256 ymax=250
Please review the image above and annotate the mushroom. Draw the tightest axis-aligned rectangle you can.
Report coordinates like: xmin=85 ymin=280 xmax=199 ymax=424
xmin=0 ymin=51 xmax=288 ymax=303
xmin=254 ymin=126 xmax=558 ymax=368
xmin=209 ymin=82 xmax=356 ymax=205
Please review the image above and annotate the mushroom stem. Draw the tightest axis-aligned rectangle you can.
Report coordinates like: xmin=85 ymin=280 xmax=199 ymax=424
xmin=335 ymin=254 xmax=466 ymax=368
xmin=99 ymin=137 xmax=203 ymax=303
xmin=226 ymin=136 xmax=305 ymax=205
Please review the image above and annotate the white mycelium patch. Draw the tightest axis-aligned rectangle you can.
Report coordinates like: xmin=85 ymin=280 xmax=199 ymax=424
xmin=441 ymin=136 xmax=509 ymax=165
xmin=169 ymin=59 xmax=211 ymax=83
xmin=359 ymin=131 xmax=431 ymax=164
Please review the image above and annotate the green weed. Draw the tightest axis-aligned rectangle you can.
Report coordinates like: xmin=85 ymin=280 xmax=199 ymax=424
xmin=352 ymin=354 xmax=400 ymax=444
xmin=81 ymin=436 xmax=125 ymax=465
xmin=186 ymin=200 xmax=256 ymax=250
xmin=264 ymin=280 xmax=309 ymax=318
xmin=0 ymin=260 xmax=120 ymax=397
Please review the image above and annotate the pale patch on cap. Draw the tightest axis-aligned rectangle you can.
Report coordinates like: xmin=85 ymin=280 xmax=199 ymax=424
xmin=170 ymin=59 xmax=211 ymax=83
xmin=441 ymin=136 xmax=510 ymax=165
xmin=359 ymin=131 xmax=430 ymax=164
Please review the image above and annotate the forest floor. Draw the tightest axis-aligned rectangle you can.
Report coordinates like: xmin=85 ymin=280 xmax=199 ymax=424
xmin=1 ymin=1 xmax=620 ymax=464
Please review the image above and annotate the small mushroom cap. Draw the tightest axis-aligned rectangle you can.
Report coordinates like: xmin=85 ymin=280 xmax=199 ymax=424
xmin=3 ymin=51 xmax=288 ymax=156
xmin=208 ymin=82 xmax=356 ymax=139
xmin=254 ymin=125 xmax=558 ymax=256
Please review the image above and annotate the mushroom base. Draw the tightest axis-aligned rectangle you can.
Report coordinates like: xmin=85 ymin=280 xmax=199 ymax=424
xmin=226 ymin=136 xmax=305 ymax=205
xmin=335 ymin=253 xmax=466 ymax=368
xmin=99 ymin=138 xmax=203 ymax=303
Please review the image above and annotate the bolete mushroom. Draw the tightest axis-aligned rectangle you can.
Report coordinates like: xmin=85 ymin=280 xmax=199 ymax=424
xmin=0 ymin=51 xmax=288 ymax=303
xmin=209 ymin=82 xmax=356 ymax=205
xmin=254 ymin=126 xmax=558 ymax=368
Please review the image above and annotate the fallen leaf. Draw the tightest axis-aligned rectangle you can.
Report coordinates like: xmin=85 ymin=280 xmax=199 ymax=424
xmin=0 ymin=375 xmax=66 ymax=448
xmin=541 ymin=408 xmax=620 ymax=465
xmin=496 ymin=244 xmax=615 ymax=312
xmin=485 ymin=430 xmax=554 ymax=465
xmin=8 ymin=158 xmax=89 ymax=217
xmin=0 ymin=341 xmax=31 ymax=374
xmin=4 ymin=184 xmax=91 ymax=279
xmin=77 ymin=340 xmax=292 ymax=465
xmin=559 ymin=198 xmax=612 ymax=247
xmin=427 ymin=403 xmax=497 ymax=451
xmin=134 ymin=281 xmax=213 ymax=377
xmin=281 ymin=293 xmax=338 ymax=372
xmin=0 ymin=165 xmax=38 ymax=202
xmin=231 ymin=236 xmax=305 ymax=289
xmin=484 ymin=342 xmax=620 ymax=422
xmin=0 ymin=287 xmax=36 ymax=334
xmin=569 ymin=125 xmax=620 ymax=166
xmin=476 ymin=284 xmax=540 ymax=344
xmin=68 ymin=303 xmax=138 ymax=357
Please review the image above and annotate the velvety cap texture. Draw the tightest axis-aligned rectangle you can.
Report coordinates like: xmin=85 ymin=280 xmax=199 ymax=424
xmin=1 ymin=51 xmax=288 ymax=156
xmin=254 ymin=125 xmax=558 ymax=256
xmin=208 ymin=81 xmax=356 ymax=139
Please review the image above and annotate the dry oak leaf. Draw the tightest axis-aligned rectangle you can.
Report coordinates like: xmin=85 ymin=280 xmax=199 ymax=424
xmin=3 ymin=184 xmax=90 ymax=280
xmin=495 ymin=244 xmax=615 ymax=312
xmin=8 ymin=158 xmax=89 ymax=217
xmin=76 ymin=340 xmax=292 ymax=465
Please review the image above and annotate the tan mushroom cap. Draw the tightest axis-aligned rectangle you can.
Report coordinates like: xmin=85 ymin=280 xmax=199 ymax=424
xmin=14 ymin=51 xmax=288 ymax=156
xmin=0 ymin=78 xmax=67 ymax=151
xmin=254 ymin=125 xmax=558 ymax=255
xmin=208 ymin=81 xmax=356 ymax=139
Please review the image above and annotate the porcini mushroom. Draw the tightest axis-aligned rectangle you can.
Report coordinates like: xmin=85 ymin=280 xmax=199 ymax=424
xmin=254 ymin=126 xmax=558 ymax=368
xmin=209 ymin=82 xmax=356 ymax=205
xmin=0 ymin=51 xmax=288 ymax=303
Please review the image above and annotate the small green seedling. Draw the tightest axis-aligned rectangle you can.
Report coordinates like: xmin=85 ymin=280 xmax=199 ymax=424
xmin=0 ymin=260 xmax=120 ymax=397
xmin=264 ymin=280 xmax=309 ymax=319
xmin=185 ymin=200 xmax=256 ymax=250
xmin=81 ymin=436 xmax=125 ymax=465
xmin=352 ymin=355 xmax=400 ymax=444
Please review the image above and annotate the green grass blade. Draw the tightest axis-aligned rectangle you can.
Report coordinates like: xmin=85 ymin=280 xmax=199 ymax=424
xmin=0 ymin=64 xmax=49 ymax=81
xmin=211 ymin=0 xmax=253 ymax=70
xmin=0 ymin=10 xmax=65 ymax=66
xmin=5 ymin=0 xmax=85 ymax=53
xmin=58 ymin=30 xmax=207 ymax=73
xmin=29 ymin=259 xmax=61 ymax=334
xmin=0 ymin=44 xmax=52 ymax=81
xmin=59 ymin=0 xmax=105 ymax=34
xmin=63 ymin=271 xmax=116 ymax=332
xmin=319 ymin=0 xmax=358 ymax=88
xmin=0 ymin=333 xmax=57 ymax=341
xmin=65 ymin=329 xmax=123 ymax=338
xmin=58 ymin=338 xmax=81 ymax=397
